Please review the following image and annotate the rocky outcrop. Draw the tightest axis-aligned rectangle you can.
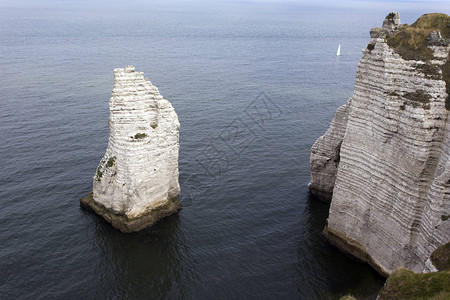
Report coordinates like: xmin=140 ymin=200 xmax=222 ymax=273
xmin=428 ymin=31 xmax=448 ymax=47
xmin=309 ymin=102 xmax=350 ymax=202
xmin=310 ymin=13 xmax=450 ymax=275
xmin=370 ymin=12 xmax=401 ymax=38
xmin=81 ymin=66 xmax=181 ymax=233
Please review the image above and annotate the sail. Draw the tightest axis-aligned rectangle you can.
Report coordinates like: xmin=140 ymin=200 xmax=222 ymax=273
xmin=337 ymin=44 xmax=341 ymax=56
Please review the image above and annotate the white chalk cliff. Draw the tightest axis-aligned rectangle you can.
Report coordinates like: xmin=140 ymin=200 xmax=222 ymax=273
xmin=310 ymin=13 xmax=450 ymax=276
xmin=82 ymin=66 xmax=181 ymax=233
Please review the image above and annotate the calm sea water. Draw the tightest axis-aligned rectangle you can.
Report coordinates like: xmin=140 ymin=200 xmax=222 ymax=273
xmin=1 ymin=1 xmax=448 ymax=299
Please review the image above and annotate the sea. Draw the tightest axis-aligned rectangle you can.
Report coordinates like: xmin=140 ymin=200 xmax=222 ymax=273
xmin=1 ymin=0 xmax=449 ymax=299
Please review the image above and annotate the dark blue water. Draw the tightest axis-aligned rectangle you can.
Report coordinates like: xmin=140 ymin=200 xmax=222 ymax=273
xmin=1 ymin=1 xmax=448 ymax=299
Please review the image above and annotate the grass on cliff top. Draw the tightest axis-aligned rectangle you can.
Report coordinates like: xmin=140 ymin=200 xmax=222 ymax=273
xmin=378 ymin=268 xmax=450 ymax=300
xmin=386 ymin=13 xmax=450 ymax=61
xmin=431 ymin=242 xmax=450 ymax=271
xmin=386 ymin=13 xmax=450 ymax=109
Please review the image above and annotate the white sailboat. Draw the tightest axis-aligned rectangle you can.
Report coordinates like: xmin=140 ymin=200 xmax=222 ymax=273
xmin=336 ymin=44 xmax=341 ymax=56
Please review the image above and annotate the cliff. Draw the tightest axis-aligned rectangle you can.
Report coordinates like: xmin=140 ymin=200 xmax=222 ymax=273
xmin=310 ymin=13 xmax=450 ymax=276
xmin=81 ymin=66 xmax=181 ymax=233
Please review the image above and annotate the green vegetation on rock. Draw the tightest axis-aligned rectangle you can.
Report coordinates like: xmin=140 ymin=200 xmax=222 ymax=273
xmin=378 ymin=242 xmax=450 ymax=300
xmin=96 ymin=168 xmax=103 ymax=181
xmin=387 ymin=26 xmax=433 ymax=61
xmin=431 ymin=242 xmax=450 ymax=271
xmin=106 ymin=156 xmax=116 ymax=168
xmin=403 ymin=89 xmax=432 ymax=109
xmin=378 ymin=268 xmax=450 ymax=300
xmin=386 ymin=13 xmax=450 ymax=109
xmin=386 ymin=13 xmax=449 ymax=61
xmin=133 ymin=133 xmax=147 ymax=139
xmin=416 ymin=63 xmax=441 ymax=79
xmin=386 ymin=12 xmax=396 ymax=21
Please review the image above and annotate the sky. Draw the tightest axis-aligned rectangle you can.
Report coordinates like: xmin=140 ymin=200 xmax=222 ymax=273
xmin=0 ymin=0 xmax=448 ymax=15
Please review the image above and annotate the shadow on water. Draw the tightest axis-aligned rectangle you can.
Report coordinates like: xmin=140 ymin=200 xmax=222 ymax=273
xmin=303 ymin=193 xmax=385 ymax=300
xmin=81 ymin=206 xmax=197 ymax=299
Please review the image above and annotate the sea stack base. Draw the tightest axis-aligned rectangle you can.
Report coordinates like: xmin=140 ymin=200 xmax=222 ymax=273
xmin=323 ymin=225 xmax=390 ymax=277
xmin=81 ymin=192 xmax=182 ymax=233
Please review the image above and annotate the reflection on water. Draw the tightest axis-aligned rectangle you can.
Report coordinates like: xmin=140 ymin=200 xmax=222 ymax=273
xmin=92 ymin=212 xmax=197 ymax=299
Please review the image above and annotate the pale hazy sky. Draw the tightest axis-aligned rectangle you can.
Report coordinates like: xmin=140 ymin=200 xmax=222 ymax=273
xmin=0 ymin=0 xmax=448 ymax=13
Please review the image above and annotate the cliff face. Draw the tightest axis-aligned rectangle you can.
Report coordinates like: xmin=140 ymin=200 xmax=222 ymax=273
xmin=310 ymin=102 xmax=350 ymax=202
xmin=377 ymin=242 xmax=450 ymax=300
xmin=310 ymin=13 xmax=450 ymax=275
xmin=81 ymin=66 xmax=181 ymax=233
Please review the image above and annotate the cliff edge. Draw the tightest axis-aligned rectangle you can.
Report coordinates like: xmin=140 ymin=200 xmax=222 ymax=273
xmin=81 ymin=66 xmax=181 ymax=233
xmin=310 ymin=13 xmax=450 ymax=275
xmin=377 ymin=242 xmax=450 ymax=299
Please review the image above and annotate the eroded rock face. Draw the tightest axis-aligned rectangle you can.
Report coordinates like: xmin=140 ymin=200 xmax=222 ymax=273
xmin=81 ymin=66 xmax=181 ymax=233
xmin=382 ymin=12 xmax=401 ymax=34
xmin=310 ymin=13 xmax=450 ymax=275
xmin=428 ymin=31 xmax=448 ymax=47
xmin=309 ymin=101 xmax=350 ymax=202
xmin=370 ymin=11 xmax=401 ymax=39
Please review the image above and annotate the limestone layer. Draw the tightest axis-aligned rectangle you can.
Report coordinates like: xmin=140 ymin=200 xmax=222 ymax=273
xmin=309 ymin=102 xmax=350 ymax=202
xmin=310 ymin=14 xmax=450 ymax=275
xmin=82 ymin=66 xmax=181 ymax=233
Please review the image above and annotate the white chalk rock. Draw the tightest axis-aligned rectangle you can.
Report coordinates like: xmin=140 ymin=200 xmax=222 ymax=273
xmin=82 ymin=66 xmax=181 ymax=232
xmin=311 ymin=13 xmax=450 ymax=275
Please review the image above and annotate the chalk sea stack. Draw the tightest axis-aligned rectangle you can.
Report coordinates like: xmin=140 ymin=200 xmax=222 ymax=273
xmin=310 ymin=13 xmax=450 ymax=275
xmin=81 ymin=66 xmax=181 ymax=233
